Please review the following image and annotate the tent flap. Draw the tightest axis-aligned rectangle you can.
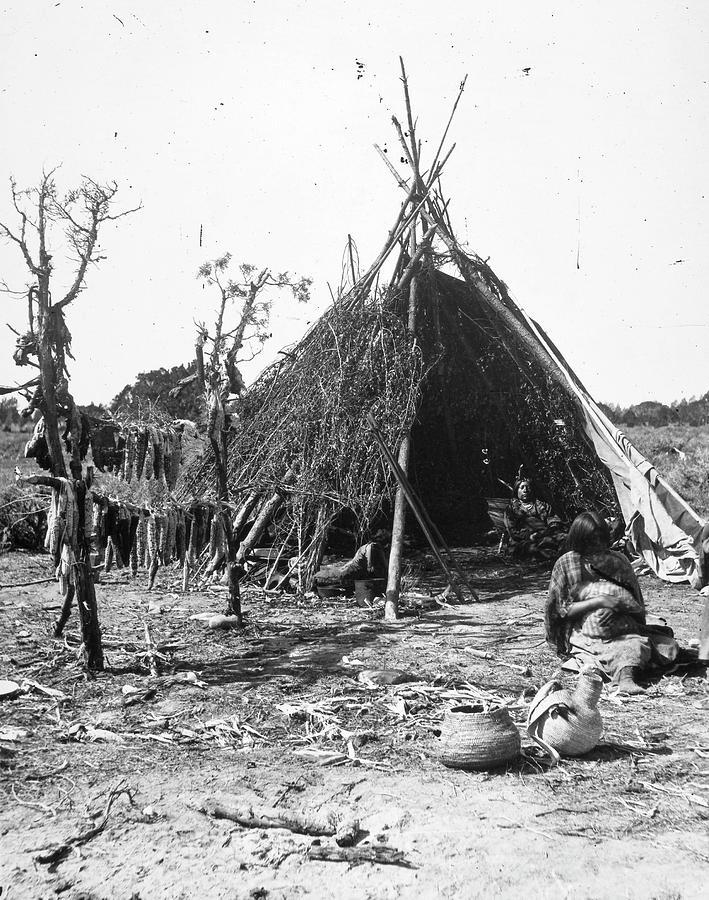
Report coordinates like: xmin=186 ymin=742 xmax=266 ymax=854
xmin=521 ymin=312 xmax=705 ymax=586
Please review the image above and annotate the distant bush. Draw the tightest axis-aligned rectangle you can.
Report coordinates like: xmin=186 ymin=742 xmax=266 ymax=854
xmin=0 ymin=482 xmax=48 ymax=550
xmin=111 ymin=362 xmax=203 ymax=422
xmin=0 ymin=397 xmax=32 ymax=433
xmin=602 ymin=391 xmax=709 ymax=428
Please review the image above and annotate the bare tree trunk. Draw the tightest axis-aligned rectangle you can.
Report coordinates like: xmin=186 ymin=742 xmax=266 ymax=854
xmin=207 ymin=422 xmax=244 ymax=620
xmin=218 ymin=502 xmax=243 ymax=622
xmin=28 ymin=474 xmax=103 ymax=668
xmin=224 ymin=554 xmax=243 ymax=621
xmin=74 ymin=479 xmax=103 ymax=669
xmin=73 ymin=558 xmax=103 ymax=670
xmin=209 ymin=434 xmax=229 ymax=504
xmin=2 ymin=174 xmax=138 ymax=674
xmin=53 ymin=582 xmax=75 ymax=636
xmin=36 ymin=291 xmax=67 ymax=479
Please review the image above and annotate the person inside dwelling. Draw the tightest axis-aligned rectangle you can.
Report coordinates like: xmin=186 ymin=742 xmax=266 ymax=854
xmin=504 ymin=477 xmax=567 ymax=561
xmin=313 ymin=529 xmax=390 ymax=597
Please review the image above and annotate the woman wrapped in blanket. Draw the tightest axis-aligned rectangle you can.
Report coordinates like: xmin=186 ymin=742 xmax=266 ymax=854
xmin=545 ymin=510 xmax=678 ymax=695
xmin=313 ymin=530 xmax=389 ymax=596
xmin=504 ymin=478 xmax=567 ymax=561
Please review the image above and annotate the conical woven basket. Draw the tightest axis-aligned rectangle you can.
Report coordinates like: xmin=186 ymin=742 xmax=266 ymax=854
xmin=439 ymin=704 xmax=521 ymax=771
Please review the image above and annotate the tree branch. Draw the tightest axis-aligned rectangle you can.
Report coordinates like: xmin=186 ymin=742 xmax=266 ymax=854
xmin=52 ymin=179 xmax=139 ymax=309
xmin=0 ymin=376 xmax=40 ymax=396
xmin=103 ymin=203 xmax=143 ymax=221
xmin=0 ymin=281 xmax=30 ymax=297
xmin=0 ymin=219 xmax=39 ymax=274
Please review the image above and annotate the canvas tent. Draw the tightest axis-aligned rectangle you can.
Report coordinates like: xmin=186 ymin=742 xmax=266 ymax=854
xmin=523 ymin=316 xmax=707 ymax=586
xmin=178 ymin=67 xmax=706 ymax=599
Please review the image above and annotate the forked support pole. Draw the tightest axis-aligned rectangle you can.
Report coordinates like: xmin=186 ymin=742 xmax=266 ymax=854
xmin=367 ymin=414 xmax=479 ymax=605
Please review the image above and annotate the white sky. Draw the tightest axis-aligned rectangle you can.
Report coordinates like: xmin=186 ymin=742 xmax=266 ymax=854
xmin=0 ymin=0 xmax=707 ymax=407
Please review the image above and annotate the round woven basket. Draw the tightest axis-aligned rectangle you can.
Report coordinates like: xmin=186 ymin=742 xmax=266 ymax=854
xmin=439 ymin=704 xmax=521 ymax=771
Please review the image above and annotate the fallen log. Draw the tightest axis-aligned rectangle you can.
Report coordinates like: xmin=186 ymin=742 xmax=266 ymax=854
xmin=307 ymin=840 xmax=414 ymax=867
xmin=200 ymin=798 xmax=359 ymax=846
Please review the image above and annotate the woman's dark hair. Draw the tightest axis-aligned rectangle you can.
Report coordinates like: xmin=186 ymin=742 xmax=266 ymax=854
xmin=512 ymin=478 xmax=535 ymax=499
xmin=566 ymin=510 xmax=610 ymax=555
xmin=371 ymin=528 xmax=391 ymax=545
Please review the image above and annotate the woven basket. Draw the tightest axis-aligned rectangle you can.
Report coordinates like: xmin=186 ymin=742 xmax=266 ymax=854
xmin=526 ymin=670 xmax=603 ymax=761
xmin=439 ymin=704 xmax=521 ymax=771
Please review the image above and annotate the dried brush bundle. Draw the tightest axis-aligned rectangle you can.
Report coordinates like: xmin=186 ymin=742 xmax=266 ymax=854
xmin=179 ymin=293 xmax=425 ymax=582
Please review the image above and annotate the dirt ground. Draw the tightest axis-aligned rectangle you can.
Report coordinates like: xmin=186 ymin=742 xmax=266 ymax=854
xmin=1 ymin=548 xmax=708 ymax=900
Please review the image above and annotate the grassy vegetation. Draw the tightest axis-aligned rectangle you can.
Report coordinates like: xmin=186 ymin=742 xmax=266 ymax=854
xmin=625 ymin=424 xmax=709 ymax=518
xmin=0 ymin=431 xmax=31 ymax=489
xmin=0 ymin=432 xmax=48 ymax=548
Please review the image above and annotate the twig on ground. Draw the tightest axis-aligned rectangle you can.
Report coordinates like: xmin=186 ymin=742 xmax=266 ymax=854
xmin=639 ymin=781 xmax=709 ymax=808
xmin=34 ymin=780 xmax=133 ymax=865
xmin=499 ymin=815 xmax=598 ymax=842
xmin=11 ymin=784 xmax=56 ymax=817
xmin=0 ymin=577 xmax=55 ymax=589
xmin=616 ymin=797 xmax=659 ymax=819
xmin=274 ymin=778 xmax=305 ymax=807
xmin=534 ymin=806 xmax=596 ymax=817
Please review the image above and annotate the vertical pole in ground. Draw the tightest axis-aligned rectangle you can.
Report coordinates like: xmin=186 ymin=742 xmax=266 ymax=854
xmin=384 ymin=270 xmax=420 ymax=621
xmin=385 ymin=437 xmax=410 ymax=621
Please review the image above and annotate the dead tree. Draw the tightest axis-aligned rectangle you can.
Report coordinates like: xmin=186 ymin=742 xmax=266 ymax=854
xmin=173 ymin=255 xmax=310 ymax=623
xmin=0 ymin=171 xmax=140 ymax=670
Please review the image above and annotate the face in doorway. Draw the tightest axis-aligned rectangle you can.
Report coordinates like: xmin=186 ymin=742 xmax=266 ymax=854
xmin=517 ymin=480 xmax=533 ymax=502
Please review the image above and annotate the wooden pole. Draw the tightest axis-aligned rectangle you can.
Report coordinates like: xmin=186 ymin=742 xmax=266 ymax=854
xmin=384 ymin=272 xmax=420 ymax=620
xmin=375 ymin=79 xmax=588 ymax=435
xmin=370 ymin=415 xmax=478 ymax=602
xmin=233 ymin=491 xmax=260 ymax=539
xmin=235 ymin=470 xmax=295 ymax=565
xmin=182 ymin=554 xmax=190 ymax=593
xmin=385 ymin=438 xmax=410 ymax=621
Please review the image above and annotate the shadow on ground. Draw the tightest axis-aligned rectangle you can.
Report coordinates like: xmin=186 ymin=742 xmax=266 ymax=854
xmin=178 ymin=618 xmax=388 ymax=687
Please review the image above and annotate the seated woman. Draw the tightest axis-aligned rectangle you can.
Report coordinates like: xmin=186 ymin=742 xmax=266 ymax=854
xmin=504 ymin=478 xmax=566 ymax=561
xmin=314 ymin=530 xmax=389 ymax=596
xmin=545 ymin=510 xmax=678 ymax=694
